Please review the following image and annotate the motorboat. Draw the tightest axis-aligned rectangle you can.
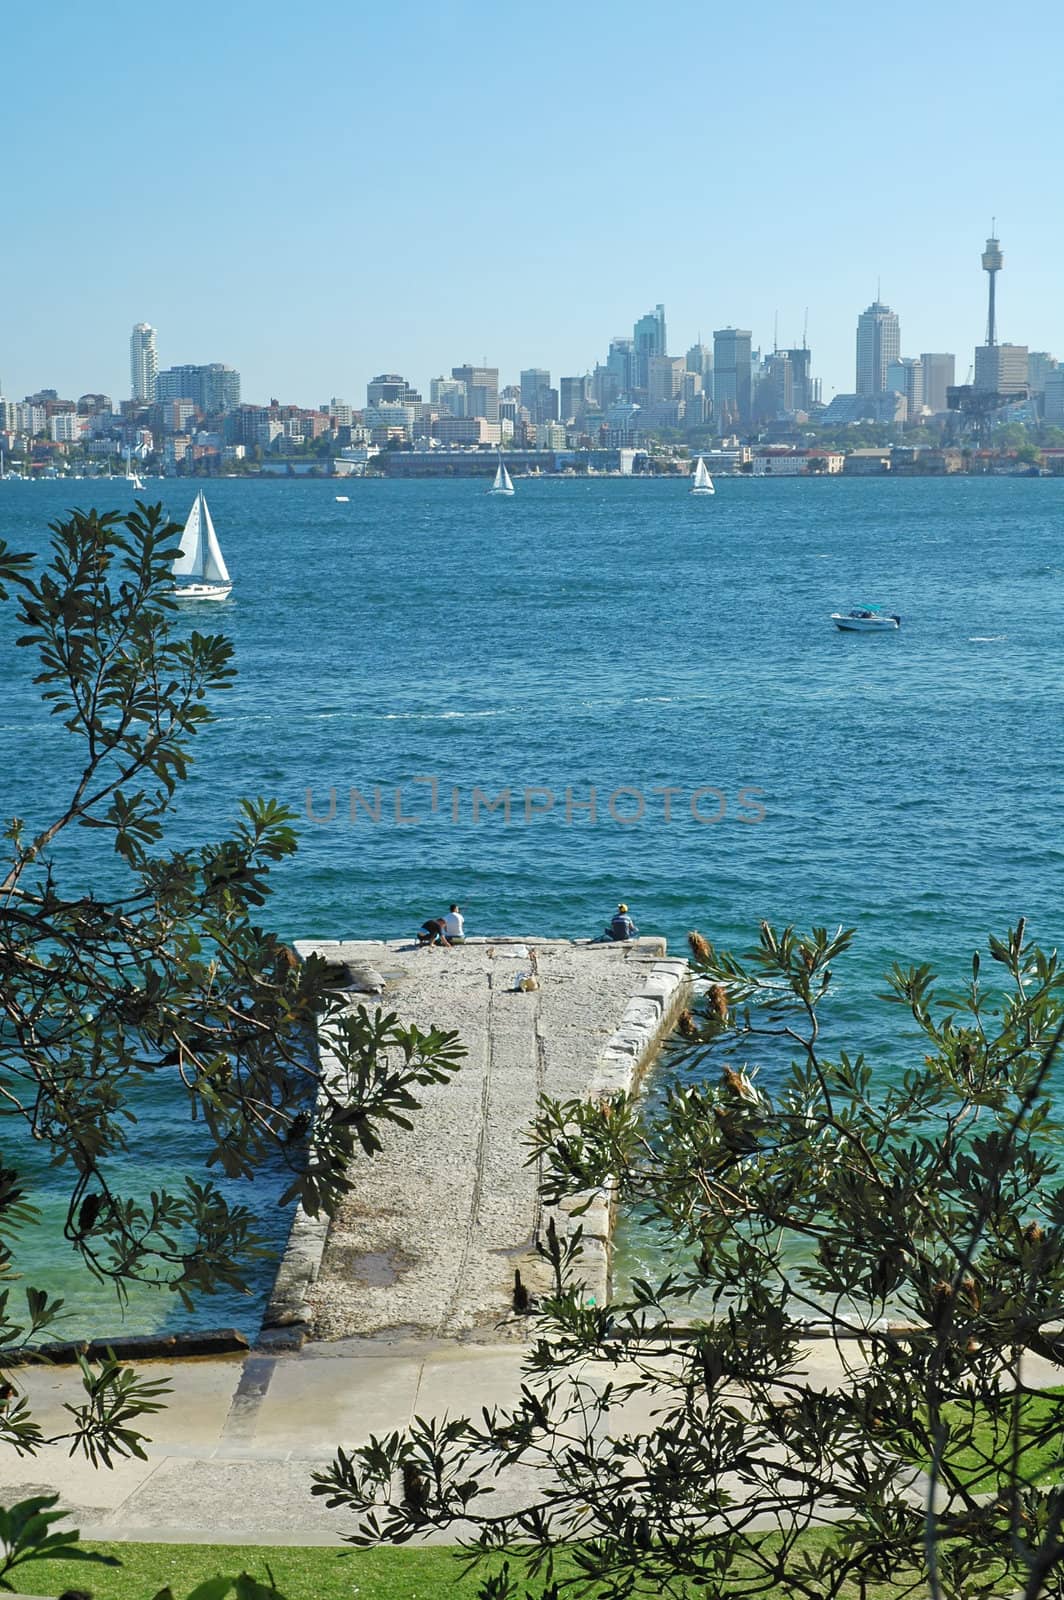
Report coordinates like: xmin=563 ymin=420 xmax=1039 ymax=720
xmin=831 ymin=607 xmax=901 ymax=632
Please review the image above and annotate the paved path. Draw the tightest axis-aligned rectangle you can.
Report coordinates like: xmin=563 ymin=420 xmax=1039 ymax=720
xmin=281 ymin=937 xmax=688 ymax=1341
xmin=11 ymin=1333 xmax=1048 ymax=1547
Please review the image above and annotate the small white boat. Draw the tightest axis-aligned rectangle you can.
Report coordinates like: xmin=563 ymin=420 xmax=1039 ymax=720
xmin=831 ymin=607 xmax=901 ymax=632
xmin=690 ymin=456 xmax=715 ymax=496
xmin=124 ymin=447 xmax=145 ymax=492
xmin=489 ymin=458 xmax=515 ymax=496
xmin=335 ymin=494 xmax=350 ymax=502
xmin=172 ymin=491 xmax=232 ymax=601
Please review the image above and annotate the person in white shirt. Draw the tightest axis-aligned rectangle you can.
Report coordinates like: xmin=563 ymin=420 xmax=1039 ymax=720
xmin=442 ymin=904 xmax=465 ymax=942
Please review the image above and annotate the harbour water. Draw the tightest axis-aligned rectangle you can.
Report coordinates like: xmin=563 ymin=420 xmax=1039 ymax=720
xmin=1 ymin=474 xmax=1062 ymax=1332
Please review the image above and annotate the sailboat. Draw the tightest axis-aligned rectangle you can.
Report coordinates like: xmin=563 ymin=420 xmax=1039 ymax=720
xmin=125 ymin=447 xmax=145 ymax=492
xmin=690 ymin=456 xmax=715 ymax=496
xmin=489 ymin=457 xmax=515 ymax=496
xmin=172 ymin=491 xmax=232 ymax=601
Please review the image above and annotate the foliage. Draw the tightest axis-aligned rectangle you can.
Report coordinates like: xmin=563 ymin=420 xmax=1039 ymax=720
xmin=0 ymin=1493 xmax=118 ymax=1591
xmin=313 ymin=919 xmax=1064 ymax=1600
xmin=0 ymin=505 xmax=463 ymax=1467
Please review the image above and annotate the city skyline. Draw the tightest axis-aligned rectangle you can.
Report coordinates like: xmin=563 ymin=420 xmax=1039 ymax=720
xmin=1 ymin=0 xmax=1061 ymax=405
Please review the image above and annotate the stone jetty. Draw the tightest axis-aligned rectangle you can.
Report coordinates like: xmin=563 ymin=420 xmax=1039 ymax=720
xmin=267 ymin=936 xmax=690 ymax=1343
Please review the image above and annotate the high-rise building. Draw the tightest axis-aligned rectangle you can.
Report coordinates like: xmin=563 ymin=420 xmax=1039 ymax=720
xmin=430 ymin=377 xmax=466 ymax=416
xmin=713 ymin=328 xmax=753 ymax=427
xmin=451 ymin=364 xmax=499 ymax=421
xmin=633 ymin=304 xmax=667 ymax=388
xmin=974 ymin=343 xmax=1028 ymax=395
xmin=856 ymin=302 xmax=901 ymax=394
xmin=686 ymin=342 xmax=713 ymax=382
xmin=156 ymin=363 xmax=241 ymax=412
xmin=919 ymin=353 xmax=955 ymax=414
xmin=606 ymin=337 xmax=635 ymax=399
xmin=130 ymin=323 xmax=158 ymax=402
xmin=755 ymin=352 xmax=794 ymax=421
xmin=783 ymin=348 xmax=814 ymax=413
xmin=1026 ymin=353 xmax=1057 ymax=396
xmin=367 ymin=374 xmax=421 ymax=406
xmin=559 ymin=375 xmax=591 ymax=423
xmin=648 ymin=355 xmax=685 ymax=404
xmin=519 ymin=368 xmax=557 ymax=423
xmin=886 ymin=357 xmax=924 ymax=421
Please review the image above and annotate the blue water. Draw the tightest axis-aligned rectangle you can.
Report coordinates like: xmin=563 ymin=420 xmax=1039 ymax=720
xmin=1 ymin=475 xmax=1062 ymax=1333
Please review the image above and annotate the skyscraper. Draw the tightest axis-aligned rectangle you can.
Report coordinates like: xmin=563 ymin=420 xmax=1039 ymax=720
xmin=452 ymin=365 xmax=499 ymax=421
xmin=520 ymin=369 xmax=557 ymax=423
xmin=130 ymin=323 xmax=158 ymax=402
xmin=919 ymin=353 xmax=955 ymax=414
xmin=633 ymin=305 xmax=667 ymax=389
xmin=559 ymin=375 xmax=591 ymax=423
xmin=886 ymin=357 xmax=924 ymax=422
xmin=713 ymin=328 xmax=753 ymax=427
xmin=855 ymin=302 xmax=901 ymax=394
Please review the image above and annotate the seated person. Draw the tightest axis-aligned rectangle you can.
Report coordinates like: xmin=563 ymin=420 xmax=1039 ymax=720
xmin=416 ymin=917 xmax=451 ymax=947
xmin=442 ymin=903 xmax=465 ymax=942
xmin=607 ymin=903 xmax=639 ymax=941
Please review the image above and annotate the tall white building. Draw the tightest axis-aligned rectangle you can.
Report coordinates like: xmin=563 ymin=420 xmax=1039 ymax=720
xmin=130 ymin=323 xmax=158 ymax=402
xmin=856 ymin=302 xmax=900 ymax=395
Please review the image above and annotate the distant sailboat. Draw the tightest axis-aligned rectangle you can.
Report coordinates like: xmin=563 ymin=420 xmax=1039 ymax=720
xmin=172 ymin=491 xmax=232 ymax=601
xmin=489 ymin=458 xmax=515 ymax=496
xmin=690 ymin=456 xmax=715 ymax=496
xmin=125 ymin=447 xmax=145 ymax=492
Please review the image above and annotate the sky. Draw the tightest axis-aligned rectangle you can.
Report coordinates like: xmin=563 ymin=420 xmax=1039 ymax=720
xmin=2 ymin=0 xmax=1063 ymax=408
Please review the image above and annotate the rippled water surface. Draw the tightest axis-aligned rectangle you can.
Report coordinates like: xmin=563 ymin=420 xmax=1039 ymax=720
xmin=1 ymin=474 xmax=1062 ymax=1330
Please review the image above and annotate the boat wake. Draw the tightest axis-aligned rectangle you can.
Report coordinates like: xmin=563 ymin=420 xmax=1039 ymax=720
xmin=968 ymin=634 xmax=1007 ymax=643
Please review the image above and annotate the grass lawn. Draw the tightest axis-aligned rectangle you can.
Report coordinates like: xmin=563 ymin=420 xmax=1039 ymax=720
xmin=15 ymin=1532 xmax=932 ymax=1600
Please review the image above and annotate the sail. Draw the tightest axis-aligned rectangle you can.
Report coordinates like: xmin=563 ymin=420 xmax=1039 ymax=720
xmin=172 ymin=494 xmax=205 ymax=576
xmin=492 ymin=463 xmax=505 ymax=491
xmin=200 ymin=496 xmax=230 ymax=583
xmin=692 ymin=457 xmax=714 ymax=492
xmin=500 ymin=463 xmax=514 ymax=493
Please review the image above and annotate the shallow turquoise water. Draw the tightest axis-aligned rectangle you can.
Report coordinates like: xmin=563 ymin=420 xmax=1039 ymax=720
xmin=1 ymin=474 xmax=1062 ymax=1332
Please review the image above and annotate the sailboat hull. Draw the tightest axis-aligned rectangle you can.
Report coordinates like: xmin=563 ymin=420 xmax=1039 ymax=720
xmin=173 ymin=582 xmax=233 ymax=602
xmin=690 ymin=486 xmax=714 ymax=496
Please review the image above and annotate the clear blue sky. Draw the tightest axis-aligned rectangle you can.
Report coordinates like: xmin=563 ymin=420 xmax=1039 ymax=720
xmin=3 ymin=0 xmax=1062 ymax=406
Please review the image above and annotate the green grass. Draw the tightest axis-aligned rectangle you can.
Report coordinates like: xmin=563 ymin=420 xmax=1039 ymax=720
xmin=913 ymin=1386 xmax=1064 ymax=1493
xmin=12 ymin=1533 xmax=930 ymax=1600
xmin=17 ymin=1542 xmax=482 ymax=1600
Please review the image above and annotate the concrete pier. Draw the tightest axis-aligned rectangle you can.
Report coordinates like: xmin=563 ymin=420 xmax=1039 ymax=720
xmin=267 ymin=937 xmax=690 ymax=1343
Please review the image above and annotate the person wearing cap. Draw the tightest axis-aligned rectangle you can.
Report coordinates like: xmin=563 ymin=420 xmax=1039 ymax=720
xmin=607 ymin=903 xmax=639 ymax=941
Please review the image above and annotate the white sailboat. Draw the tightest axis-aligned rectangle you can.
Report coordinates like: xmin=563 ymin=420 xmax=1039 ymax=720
xmin=125 ymin=447 xmax=145 ymax=492
xmin=489 ymin=458 xmax=515 ymax=496
xmin=172 ymin=491 xmax=232 ymax=601
xmin=690 ymin=456 xmax=715 ymax=495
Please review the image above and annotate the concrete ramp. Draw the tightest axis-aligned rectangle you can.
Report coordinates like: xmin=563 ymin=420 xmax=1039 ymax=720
xmin=273 ymin=937 xmax=688 ymax=1342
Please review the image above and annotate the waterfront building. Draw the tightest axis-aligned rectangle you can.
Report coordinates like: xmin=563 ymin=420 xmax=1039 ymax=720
xmin=156 ymin=363 xmax=241 ymax=413
xmin=886 ymin=357 xmax=924 ymax=421
xmin=713 ymin=328 xmax=753 ymax=428
xmin=451 ymin=365 xmax=499 ymax=422
xmin=633 ymin=304 xmax=667 ymax=389
xmin=856 ymin=302 xmax=901 ymax=394
xmin=433 ymin=416 xmax=501 ymax=446
xmin=130 ymin=323 xmax=158 ymax=403
xmin=367 ymin=374 xmax=421 ymax=406
xmin=919 ymin=353 xmax=955 ymax=414
xmin=974 ymin=343 xmax=1028 ymax=395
